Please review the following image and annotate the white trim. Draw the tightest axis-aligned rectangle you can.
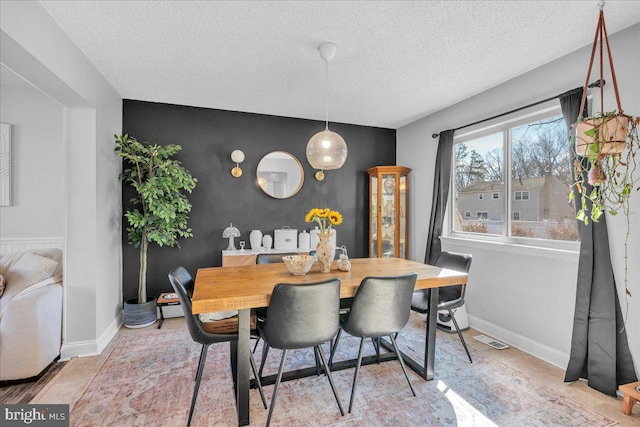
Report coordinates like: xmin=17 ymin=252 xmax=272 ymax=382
xmin=441 ymin=235 xmax=579 ymax=261
xmin=468 ymin=314 xmax=569 ymax=370
xmin=60 ymin=339 xmax=100 ymax=360
xmin=61 ymin=315 xmax=122 ymax=359
xmin=0 ymin=236 xmax=64 ymax=256
xmin=96 ymin=315 xmax=122 ymax=354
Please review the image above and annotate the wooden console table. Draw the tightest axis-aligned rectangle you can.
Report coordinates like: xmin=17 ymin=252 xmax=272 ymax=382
xmin=222 ymin=249 xmax=309 ymax=267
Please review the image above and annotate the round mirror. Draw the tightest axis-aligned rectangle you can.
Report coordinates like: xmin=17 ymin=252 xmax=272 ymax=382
xmin=256 ymin=151 xmax=304 ymax=199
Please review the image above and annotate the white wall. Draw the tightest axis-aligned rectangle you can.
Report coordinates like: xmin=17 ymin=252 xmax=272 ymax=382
xmin=1 ymin=1 xmax=123 ymax=358
xmin=398 ymin=23 xmax=640 ymax=374
xmin=0 ymin=85 xmax=64 ymax=239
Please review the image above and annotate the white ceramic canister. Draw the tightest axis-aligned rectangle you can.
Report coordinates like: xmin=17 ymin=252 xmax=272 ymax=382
xmin=262 ymin=234 xmax=273 ymax=250
xmin=249 ymin=229 xmax=263 ymax=250
xmin=298 ymin=230 xmax=310 ymax=250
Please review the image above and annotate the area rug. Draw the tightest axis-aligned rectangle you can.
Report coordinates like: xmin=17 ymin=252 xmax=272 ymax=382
xmin=71 ymin=314 xmax=616 ymax=427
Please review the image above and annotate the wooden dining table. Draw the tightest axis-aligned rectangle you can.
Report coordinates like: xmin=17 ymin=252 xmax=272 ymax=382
xmin=192 ymin=257 xmax=468 ymax=426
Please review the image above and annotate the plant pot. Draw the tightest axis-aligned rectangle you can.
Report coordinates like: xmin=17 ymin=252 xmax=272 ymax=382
xmin=124 ymin=297 xmax=157 ymax=328
xmin=575 ymin=115 xmax=629 ymax=156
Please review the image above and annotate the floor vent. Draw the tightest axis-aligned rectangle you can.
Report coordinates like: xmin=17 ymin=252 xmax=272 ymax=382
xmin=474 ymin=334 xmax=510 ymax=350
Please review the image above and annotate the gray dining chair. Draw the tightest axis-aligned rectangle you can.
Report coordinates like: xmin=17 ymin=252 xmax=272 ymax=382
xmin=253 ymin=253 xmax=297 ymax=356
xmin=255 ymin=252 xmax=298 ymax=264
xmin=168 ymin=266 xmax=267 ymax=426
xmin=330 ymin=273 xmax=418 ymax=413
xmin=255 ymin=252 xmax=327 ymax=379
xmin=410 ymin=251 xmax=473 ymax=363
xmin=259 ymin=278 xmax=344 ymax=427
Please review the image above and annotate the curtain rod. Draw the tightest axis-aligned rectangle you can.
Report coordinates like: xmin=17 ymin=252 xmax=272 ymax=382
xmin=431 ymin=79 xmax=604 ymax=138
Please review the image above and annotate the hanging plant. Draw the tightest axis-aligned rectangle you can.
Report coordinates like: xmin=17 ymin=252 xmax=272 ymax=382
xmin=571 ymin=113 xmax=639 ymax=226
xmin=569 ymin=6 xmax=640 ymax=300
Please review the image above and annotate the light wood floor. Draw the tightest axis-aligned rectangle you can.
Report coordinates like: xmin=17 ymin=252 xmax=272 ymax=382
xmin=30 ymin=318 xmax=639 ymax=425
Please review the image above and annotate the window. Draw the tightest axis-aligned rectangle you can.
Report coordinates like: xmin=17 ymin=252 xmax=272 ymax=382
xmin=452 ymin=108 xmax=578 ymax=242
xmin=465 ymin=211 xmax=471 ymax=218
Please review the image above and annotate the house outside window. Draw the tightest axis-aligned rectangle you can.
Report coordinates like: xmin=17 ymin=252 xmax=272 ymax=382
xmin=452 ymin=108 xmax=577 ymax=243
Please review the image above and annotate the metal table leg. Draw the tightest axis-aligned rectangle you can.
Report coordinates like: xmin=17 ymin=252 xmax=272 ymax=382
xmin=234 ymin=308 xmax=251 ymax=426
xmin=157 ymin=304 xmax=165 ymax=329
xmin=424 ymin=287 xmax=438 ymax=380
xmin=379 ymin=287 xmax=439 ymax=380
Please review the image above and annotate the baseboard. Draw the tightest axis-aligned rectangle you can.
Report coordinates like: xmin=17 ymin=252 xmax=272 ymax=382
xmin=96 ymin=315 xmax=122 ymax=354
xmin=60 ymin=315 xmax=122 ymax=360
xmin=468 ymin=314 xmax=569 ymax=369
xmin=60 ymin=339 xmax=100 ymax=360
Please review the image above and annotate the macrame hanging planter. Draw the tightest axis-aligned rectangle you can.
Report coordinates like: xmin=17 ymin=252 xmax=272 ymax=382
xmin=574 ymin=4 xmax=630 ymax=157
xmin=570 ymin=2 xmax=640 ymax=301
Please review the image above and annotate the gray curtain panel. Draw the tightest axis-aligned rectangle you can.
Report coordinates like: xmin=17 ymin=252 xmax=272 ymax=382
xmin=424 ymin=130 xmax=455 ymax=265
xmin=560 ymin=88 xmax=637 ymax=396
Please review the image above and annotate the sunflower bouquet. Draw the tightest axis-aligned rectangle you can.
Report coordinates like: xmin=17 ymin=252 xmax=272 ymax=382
xmin=305 ymin=208 xmax=343 ymax=234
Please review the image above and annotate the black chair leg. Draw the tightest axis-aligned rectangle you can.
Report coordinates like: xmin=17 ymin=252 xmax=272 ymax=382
xmin=389 ymin=334 xmax=416 ymax=397
xmin=266 ymin=349 xmax=288 ymax=427
xmin=259 ymin=342 xmax=270 ymax=377
xmin=449 ymin=308 xmax=473 ymax=363
xmin=348 ymin=337 xmax=366 ymax=413
xmin=249 ymin=352 xmax=267 ymax=409
xmin=195 ymin=345 xmax=206 ymax=381
xmin=315 ymin=345 xmax=344 ymax=416
xmin=314 ymin=346 xmax=321 ymax=376
xmin=329 ymin=329 xmax=342 ymax=366
xmin=188 ymin=344 xmax=208 ymax=426
xmin=252 ymin=337 xmax=261 ymax=354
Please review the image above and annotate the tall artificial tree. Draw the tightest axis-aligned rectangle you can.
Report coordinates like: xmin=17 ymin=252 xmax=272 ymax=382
xmin=115 ymin=134 xmax=197 ymax=303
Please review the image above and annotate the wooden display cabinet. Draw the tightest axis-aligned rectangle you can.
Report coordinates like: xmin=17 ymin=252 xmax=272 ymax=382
xmin=367 ymin=166 xmax=411 ymax=258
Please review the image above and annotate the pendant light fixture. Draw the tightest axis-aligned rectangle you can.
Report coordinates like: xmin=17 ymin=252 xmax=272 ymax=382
xmin=306 ymin=42 xmax=348 ymax=181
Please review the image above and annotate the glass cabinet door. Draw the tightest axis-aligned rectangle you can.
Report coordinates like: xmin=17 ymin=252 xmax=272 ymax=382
xmin=367 ymin=166 xmax=411 ymax=258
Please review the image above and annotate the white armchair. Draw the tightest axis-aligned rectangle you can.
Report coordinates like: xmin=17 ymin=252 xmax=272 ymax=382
xmin=0 ymin=248 xmax=63 ymax=382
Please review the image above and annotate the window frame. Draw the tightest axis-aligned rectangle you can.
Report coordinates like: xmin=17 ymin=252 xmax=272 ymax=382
xmin=447 ymin=102 xmax=579 ymax=252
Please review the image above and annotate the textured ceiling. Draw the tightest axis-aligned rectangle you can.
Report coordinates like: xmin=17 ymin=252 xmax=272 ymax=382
xmin=26 ymin=1 xmax=640 ymax=129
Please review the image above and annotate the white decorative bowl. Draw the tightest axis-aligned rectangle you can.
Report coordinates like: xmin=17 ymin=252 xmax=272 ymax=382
xmin=282 ymin=255 xmax=316 ymax=276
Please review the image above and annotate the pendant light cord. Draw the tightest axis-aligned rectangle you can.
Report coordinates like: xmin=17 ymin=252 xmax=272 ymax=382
xmin=325 ymin=59 xmax=329 ymax=130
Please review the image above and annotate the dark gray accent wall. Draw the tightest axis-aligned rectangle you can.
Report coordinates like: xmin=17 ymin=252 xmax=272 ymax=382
xmin=122 ymin=100 xmax=396 ymax=301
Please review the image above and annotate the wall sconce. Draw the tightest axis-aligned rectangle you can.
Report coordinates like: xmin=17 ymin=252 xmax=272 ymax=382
xmin=231 ymin=150 xmax=245 ymax=178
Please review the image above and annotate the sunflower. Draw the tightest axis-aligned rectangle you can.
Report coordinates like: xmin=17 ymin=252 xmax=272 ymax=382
xmin=328 ymin=210 xmax=343 ymax=226
xmin=305 ymin=207 xmax=343 ymax=234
